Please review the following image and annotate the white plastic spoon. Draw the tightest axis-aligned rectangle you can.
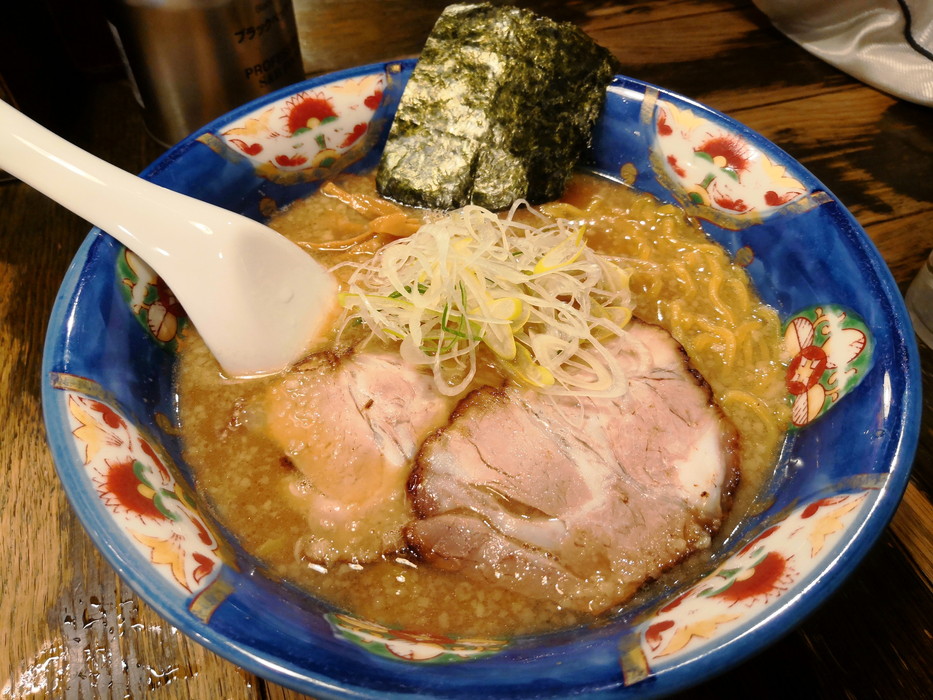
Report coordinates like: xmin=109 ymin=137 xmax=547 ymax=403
xmin=0 ymin=99 xmax=337 ymax=377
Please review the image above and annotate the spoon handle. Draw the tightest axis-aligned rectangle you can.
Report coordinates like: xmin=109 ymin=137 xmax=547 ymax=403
xmin=0 ymin=99 xmax=218 ymax=266
xmin=0 ymin=99 xmax=337 ymax=377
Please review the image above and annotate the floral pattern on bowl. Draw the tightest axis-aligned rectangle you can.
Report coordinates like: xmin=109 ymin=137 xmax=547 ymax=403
xmin=41 ymin=61 xmax=920 ymax=698
xmin=644 ymin=91 xmax=830 ymax=228
xmin=197 ymin=71 xmax=389 ymax=185
xmin=783 ymin=305 xmax=873 ymax=427
xmin=117 ymin=249 xmax=187 ymax=349
xmin=48 ymin=373 xmax=233 ymax=620
xmin=327 ymin=613 xmax=509 ymax=663
xmin=621 ymin=485 xmax=880 ymax=683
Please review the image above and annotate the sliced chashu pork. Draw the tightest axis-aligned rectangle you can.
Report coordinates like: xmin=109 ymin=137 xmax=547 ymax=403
xmin=406 ymin=321 xmax=739 ymax=613
xmin=264 ymin=351 xmax=458 ymax=565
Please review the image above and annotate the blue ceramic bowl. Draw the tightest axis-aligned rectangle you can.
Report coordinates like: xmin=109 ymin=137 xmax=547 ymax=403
xmin=42 ymin=61 xmax=921 ymax=698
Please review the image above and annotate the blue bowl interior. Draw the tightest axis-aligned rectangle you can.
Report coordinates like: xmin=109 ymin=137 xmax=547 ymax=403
xmin=41 ymin=61 xmax=921 ymax=698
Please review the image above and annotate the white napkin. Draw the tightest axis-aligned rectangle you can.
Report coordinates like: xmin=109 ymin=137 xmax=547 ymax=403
xmin=753 ymin=0 xmax=933 ymax=107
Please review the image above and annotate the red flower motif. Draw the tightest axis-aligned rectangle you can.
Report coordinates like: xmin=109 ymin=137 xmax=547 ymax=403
xmin=101 ymin=459 xmax=165 ymax=521
xmin=784 ymin=310 xmax=867 ymax=427
xmin=191 ymin=515 xmax=214 ymax=546
xmin=286 ymin=93 xmax=338 ymax=134
xmin=764 ymin=189 xmax=799 ymax=206
xmin=229 ymin=138 xmax=263 ymax=156
xmin=714 ymin=551 xmax=788 ymax=603
xmin=712 ymin=195 xmax=749 ymax=213
xmin=667 ymin=154 xmax=686 ymax=178
xmin=697 ymin=135 xmax=750 ymax=173
xmin=192 ymin=552 xmax=215 ymax=584
xmin=786 ymin=344 xmax=828 ymax=396
xmin=657 ymin=111 xmax=673 ymax=136
xmin=275 ymin=154 xmax=309 ymax=167
xmin=139 ymin=438 xmax=171 ymax=480
xmin=90 ymin=401 xmax=124 ymax=430
xmin=645 ymin=620 xmax=675 ymax=651
xmin=801 ymin=496 xmax=849 ymax=519
xmin=340 ymin=123 xmax=368 ymax=148
xmin=364 ymin=90 xmax=383 ymax=110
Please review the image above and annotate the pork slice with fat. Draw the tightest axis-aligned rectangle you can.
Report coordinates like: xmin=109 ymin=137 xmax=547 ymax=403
xmin=264 ymin=350 xmax=457 ymax=566
xmin=406 ymin=321 xmax=740 ymax=613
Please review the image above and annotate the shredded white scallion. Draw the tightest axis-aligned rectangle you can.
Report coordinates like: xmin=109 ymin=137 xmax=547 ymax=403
xmin=334 ymin=201 xmax=634 ymax=397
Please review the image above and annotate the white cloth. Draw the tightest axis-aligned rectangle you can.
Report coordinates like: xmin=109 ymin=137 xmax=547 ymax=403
xmin=754 ymin=0 xmax=933 ymax=107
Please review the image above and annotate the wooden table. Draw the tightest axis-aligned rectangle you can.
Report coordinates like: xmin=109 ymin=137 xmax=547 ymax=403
xmin=2 ymin=1 xmax=931 ymax=697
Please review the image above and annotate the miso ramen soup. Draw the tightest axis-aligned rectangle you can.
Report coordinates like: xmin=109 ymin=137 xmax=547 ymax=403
xmin=175 ymin=171 xmax=789 ymax=637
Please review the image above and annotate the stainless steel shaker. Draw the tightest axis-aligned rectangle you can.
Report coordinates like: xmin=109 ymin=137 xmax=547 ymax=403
xmin=105 ymin=0 xmax=305 ymax=146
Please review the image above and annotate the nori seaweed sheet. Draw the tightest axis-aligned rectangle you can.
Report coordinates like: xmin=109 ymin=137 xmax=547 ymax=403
xmin=376 ymin=3 xmax=619 ymax=210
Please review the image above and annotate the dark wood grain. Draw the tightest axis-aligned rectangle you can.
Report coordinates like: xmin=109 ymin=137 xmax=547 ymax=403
xmin=2 ymin=1 xmax=931 ymax=698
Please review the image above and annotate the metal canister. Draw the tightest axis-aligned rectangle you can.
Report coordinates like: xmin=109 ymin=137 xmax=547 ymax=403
xmin=106 ymin=0 xmax=305 ymax=146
